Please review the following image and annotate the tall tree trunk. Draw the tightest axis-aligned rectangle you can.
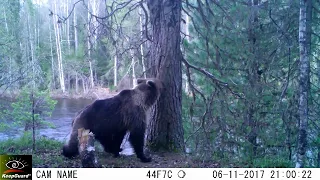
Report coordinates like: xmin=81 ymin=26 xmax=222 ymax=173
xmin=139 ymin=6 xmax=146 ymax=78
xmin=183 ymin=11 xmax=190 ymax=94
xmin=4 ymin=8 xmax=12 ymax=85
xmin=92 ymin=0 xmax=98 ymax=46
xmin=74 ymin=5 xmax=78 ymax=53
xmin=66 ymin=0 xmax=70 ymax=52
xmin=87 ymin=1 xmax=94 ymax=88
xmin=146 ymin=0 xmax=185 ymax=152
xmin=53 ymin=0 xmax=66 ymax=93
xmin=27 ymin=13 xmax=36 ymax=89
xmin=296 ymin=0 xmax=312 ymax=168
xmin=37 ymin=0 xmax=40 ymax=47
xmin=49 ymin=20 xmax=56 ymax=89
xmin=75 ymin=73 xmax=79 ymax=94
xmin=130 ymin=48 xmax=137 ymax=87
xmin=82 ymin=76 xmax=86 ymax=93
xmin=114 ymin=52 xmax=118 ymax=87
xmin=246 ymin=0 xmax=260 ymax=161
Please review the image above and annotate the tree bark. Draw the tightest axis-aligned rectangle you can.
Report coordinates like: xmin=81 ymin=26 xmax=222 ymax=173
xmin=146 ymin=0 xmax=185 ymax=152
xmin=296 ymin=0 xmax=312 ymax=168
xmin=245 ymin=0 xmax=260 ymax=161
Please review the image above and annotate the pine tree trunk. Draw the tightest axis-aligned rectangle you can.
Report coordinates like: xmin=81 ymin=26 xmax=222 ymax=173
xmin=246 ymin=0 xmax=260 ymax=161
xmin=296 ymin=0 xmax=312 ymax=168
xmin=146 ymin=0 xmax=185 ymax=152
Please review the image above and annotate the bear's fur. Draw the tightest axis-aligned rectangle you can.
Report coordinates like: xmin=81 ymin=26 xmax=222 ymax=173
xmin=62 ymin=78 xmax=163 ymax=162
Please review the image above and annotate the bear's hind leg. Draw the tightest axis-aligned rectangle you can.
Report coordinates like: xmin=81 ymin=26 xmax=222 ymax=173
xmin=129 ymin=127 xmax=151 ymax=163
xmin=110 ymin=130 xmax=127 ymax=157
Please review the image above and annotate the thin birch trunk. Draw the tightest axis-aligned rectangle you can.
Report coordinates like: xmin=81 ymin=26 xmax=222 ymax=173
xmin=82 ymin=76 xmax=85 ymax=93
xmin=76 ymin=73 xmax=79 ymax=94
xmin=184 ymin=12 xmax=190 ymax=94
xmin=27 ymin=14 xmax=36 ymax=89
xmin=53 ymin=0 xmax=66 ymax=92
xmin=87 ymin=1 xmax=94 ymax=88
xmin=74 ymin=5 xmax=78 ymax=52
xmin=114 ymin=53 xmax=117 ymax=87
xmin=4 ymin=9 xmax=12 ymax=85
xmin=65 ymin=0 xmax=70 ymax=53
xmin=37 ymin=0 xmax=40 ymax=47
xmin=139 ymin=6 xmax=146 ymax=78
xmin=130 ymin=49 xmax=137 ymax=87
xmin=92 ymin=0 xmax=98 ymax=47
xmin=49 ymin=21 xmax=56 ymax=89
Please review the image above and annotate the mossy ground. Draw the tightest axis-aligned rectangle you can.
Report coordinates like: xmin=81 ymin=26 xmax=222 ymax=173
xmin=0 ymin=134 xmax=219 ymax=168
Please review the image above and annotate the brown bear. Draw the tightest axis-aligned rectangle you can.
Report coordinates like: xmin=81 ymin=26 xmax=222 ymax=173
xmin=62 ymin=78 xmax=163 ymax=162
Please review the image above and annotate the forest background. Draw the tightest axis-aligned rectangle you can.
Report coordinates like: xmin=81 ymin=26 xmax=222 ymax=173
xmin=0 ymin=0 xmax=319 ymax=168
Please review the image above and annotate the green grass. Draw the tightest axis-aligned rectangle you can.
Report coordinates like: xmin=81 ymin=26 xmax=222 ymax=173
xmin=252 ymin=156 xmax=292 ymax=168
xmin=0 ymin=132 xmax=63 ymax=154
xmin=0 ymin=132 xmax=69 ymax=167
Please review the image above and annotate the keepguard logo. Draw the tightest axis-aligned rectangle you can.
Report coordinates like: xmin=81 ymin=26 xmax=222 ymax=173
xmin=0 ymin=155 xmax=32 ymax=180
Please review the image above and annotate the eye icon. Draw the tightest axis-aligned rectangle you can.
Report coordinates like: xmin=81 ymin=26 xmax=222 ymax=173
xmin=5 ymin=160 xmax=25 ymax=169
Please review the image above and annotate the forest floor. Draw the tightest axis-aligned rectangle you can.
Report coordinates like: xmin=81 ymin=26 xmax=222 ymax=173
xmin=0 ymin=135 xmax=220 ymax=168
xmin=34 ymin=151 xmax=220 ymax=168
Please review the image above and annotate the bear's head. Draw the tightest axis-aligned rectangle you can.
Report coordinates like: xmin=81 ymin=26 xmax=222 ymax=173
xmin=131 ymin=78 xmax=163 ymax=109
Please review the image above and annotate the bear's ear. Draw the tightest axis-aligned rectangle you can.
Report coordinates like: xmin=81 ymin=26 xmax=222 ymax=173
xmin=137 ymin=78 xmax=146 ymax=84
xmin=147 ymin=80 xmax=156 ymax=87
